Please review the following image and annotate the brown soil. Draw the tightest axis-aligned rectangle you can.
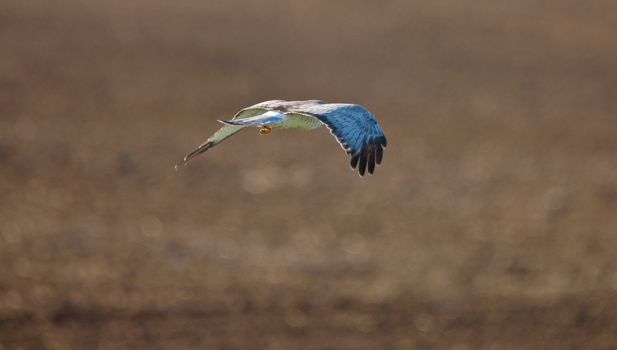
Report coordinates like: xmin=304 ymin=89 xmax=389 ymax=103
xmin=1 ymin=1 xmax=617 ymax=349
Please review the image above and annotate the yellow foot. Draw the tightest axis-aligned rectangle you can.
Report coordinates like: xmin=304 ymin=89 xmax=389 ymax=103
xmin=259 ymin=126 xmax=273 ymax=135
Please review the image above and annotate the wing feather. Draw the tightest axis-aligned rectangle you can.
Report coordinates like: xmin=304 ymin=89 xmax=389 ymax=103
xmin=175 ymin=107 xmax=269 ymax=169
xmin=290 ymin=103 xmax=387 ymax=176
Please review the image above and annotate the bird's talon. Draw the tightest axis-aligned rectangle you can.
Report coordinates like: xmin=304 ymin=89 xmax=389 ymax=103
xmin=259 ymin=126 xmax=272 ymax=135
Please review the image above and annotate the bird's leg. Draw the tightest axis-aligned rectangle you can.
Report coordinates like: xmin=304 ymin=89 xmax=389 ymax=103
xmin=259 ymin=126 xmax=273 ymax=135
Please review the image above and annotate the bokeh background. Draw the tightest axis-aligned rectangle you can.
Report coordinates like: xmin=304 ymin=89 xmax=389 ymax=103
xmin=2 ymin=0 xmax=617 ymax=349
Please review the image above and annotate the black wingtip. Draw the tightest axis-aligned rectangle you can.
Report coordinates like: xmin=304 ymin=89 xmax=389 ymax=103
xmin=358 ymin=152 xmax=367 ymax=176
xmin=367 ymin=149 xmax=375 ymax=175
xmin=175 ymin=158 xmax=190 ymax=170
xmin=350 ymin=136 xmax=386 ymax=176
xmin=376 ymin=146 xmax=383 ymax=165
xmin=350 ymin=153 xmax=360 ymax=169
xmin=175 ymin=141 xmax=214 ymax=170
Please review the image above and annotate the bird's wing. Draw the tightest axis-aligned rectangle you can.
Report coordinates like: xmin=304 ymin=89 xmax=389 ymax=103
xmin=290 ymin=103 xmax=387 ymax=176
xmin=219 ymin=111 xmax=286 ymax=127
xmin=175 ymin=106 xmax=268 ymax=169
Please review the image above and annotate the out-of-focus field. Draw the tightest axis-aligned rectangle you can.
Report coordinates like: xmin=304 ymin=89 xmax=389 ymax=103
xmin=2 ymin=0 xmax=617 ymax=349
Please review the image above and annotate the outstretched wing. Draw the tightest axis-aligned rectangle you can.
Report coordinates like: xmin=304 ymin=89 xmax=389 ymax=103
xmin=292 ymin=103 xmax=387 ymax=176
xmin=174 ymin=106 xmax=268 ymax=169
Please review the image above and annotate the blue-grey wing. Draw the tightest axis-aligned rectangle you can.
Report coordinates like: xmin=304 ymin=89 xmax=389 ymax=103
xmin=296 ymin=104 xmax=387 ymax=176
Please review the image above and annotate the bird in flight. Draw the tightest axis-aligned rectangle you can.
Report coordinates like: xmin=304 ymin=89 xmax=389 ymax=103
xmin=175 ymin=100 xmax=387 ymax=176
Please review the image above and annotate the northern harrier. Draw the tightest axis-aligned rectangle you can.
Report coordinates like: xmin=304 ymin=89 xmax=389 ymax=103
xmin=175 ymin=100 xmax=387 ymax=176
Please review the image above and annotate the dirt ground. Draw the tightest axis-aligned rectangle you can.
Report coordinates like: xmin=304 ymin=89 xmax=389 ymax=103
xmin=1 ymin=0 xmax=617 ymax=349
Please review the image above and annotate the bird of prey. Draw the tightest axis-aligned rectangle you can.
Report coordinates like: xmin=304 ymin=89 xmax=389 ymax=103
xmin=175 ymin=100 xmax=387 ymax=176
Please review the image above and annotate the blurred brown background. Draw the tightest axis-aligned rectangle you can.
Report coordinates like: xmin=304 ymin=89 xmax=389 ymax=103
xmin=2 ymin=0 xmax=617 ymax=349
